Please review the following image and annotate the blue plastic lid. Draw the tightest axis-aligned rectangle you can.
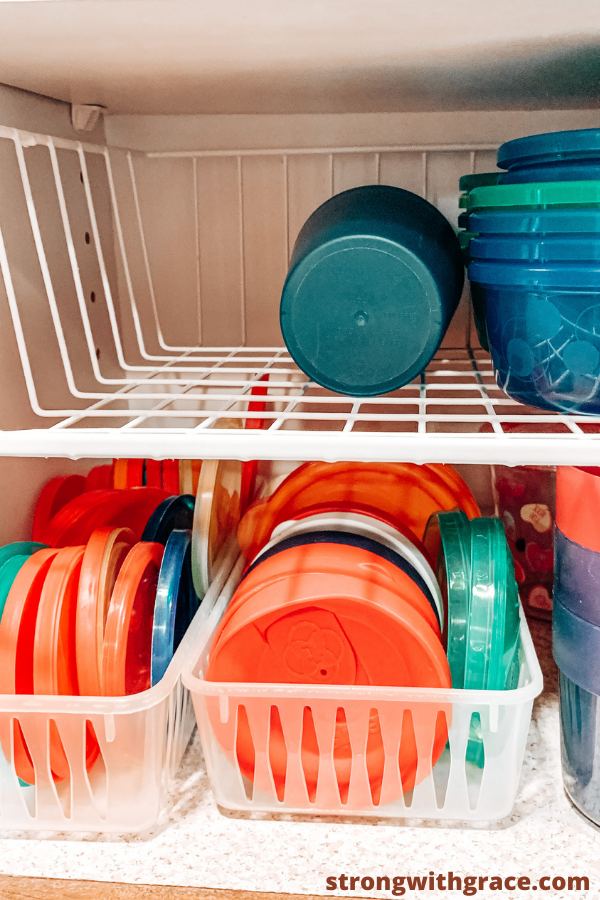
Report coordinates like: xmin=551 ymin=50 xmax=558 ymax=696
xmin=469 ymin=209 xmax=600 ymax=235
xmin=141 ymin=494 xmax=195 ymax=545
xmin=244 ymin=529 xmax=441 ymax=627
xmin=470 ymin=235 xmax=600 ymax=263
xmin=459 ymin=172 xmax=500 ymax=192
xmin=498 ymin=129 xmax=600 ymax=170
xmin=151 ymin=529 xmax=199 ymax=685
xmin=499 ymin=161 xmax=600 ymax=185
xmin=469 ymin=259 xmax=600 ymax=289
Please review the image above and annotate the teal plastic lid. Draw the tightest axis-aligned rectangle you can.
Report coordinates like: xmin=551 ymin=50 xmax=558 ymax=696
xmin=0 ymin=555 xmax=30 ymax=622
xmin=464 ymin=519 xmax=510 ymax=691
xmin=434 ymin=509 xmax=471 ymax=689
xmin=464 ymin=180 xmax=600 ymax=212
xmin=0 ymin=542 xmax=47 ymax=571
xmin=498 ymin=551 xmax=521 ymax=691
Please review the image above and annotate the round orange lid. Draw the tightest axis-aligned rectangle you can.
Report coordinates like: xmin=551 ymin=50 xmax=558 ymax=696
xmin=237 ymin=462 xmax=479 ymax=562
xmin=76 ymin=527 xmax=135 ymax=696
xmin=102 ymin=542 xmax=164 ymax=696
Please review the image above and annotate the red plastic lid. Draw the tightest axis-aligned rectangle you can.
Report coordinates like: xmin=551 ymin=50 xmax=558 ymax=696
xmin=114 ymin=459 xmax=145 ymax=489
xmin=85 ymin=464 xmax=114 ymax=491
xmin=162 ymin=460 xmax=180 ymax=494
xmin=102 ymin=542 xmax=164 ymax=696
xmin=240 ymin=377 xmax=269 ymax=513
xmin=76 ymin=527 xmax=135 ymax=696
xmin=45 ymin=487 xmax=168 ymax=546
xmin=32 ymin=475 xmax=86 ymax=543
xmin=215 ymin=542 xmax=441 ymax=651
xmin=556 ymin=466 xmax=600 ymax=552
xmin=0 ymin=549 xmax=59 ymax=784
xmin=237 ymin=462 xmax=479 ymax=562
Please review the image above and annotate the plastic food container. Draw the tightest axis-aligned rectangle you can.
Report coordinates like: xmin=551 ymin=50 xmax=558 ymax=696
xmin=553 ymin=591 xmax=600 ymax=695
xmin=559 ymin=671 xmax=600 ymax=827
xmin=498 ymin=129 xmax=600 ymax=184
xmin=0 ymin=543 xmax=236 ymax=832
xmin=469 ymin=260 xmax=600 ymax=414
xmin=555 ymin=527 xmax=600 ymax=626
xmin=183 ymin=561 xmax=542 ymax=822
xmin=280 ymin=185 xmax=464 ymax=396
xmin=468 ymin=209 xmax=600 ymax=236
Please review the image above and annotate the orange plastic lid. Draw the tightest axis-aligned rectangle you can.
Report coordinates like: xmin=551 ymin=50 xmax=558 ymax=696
xmin=207 ymin=571 xmax=450 ymax=800
xmin=34 ymin=545 xmax=85 ymax=697
xmin=32 ymin=474 xmax=87 ymax=543
xmin=102 ymin=542 xmax=164 ymax=696
xmin=162 ymin=460 xmax=180 ymax=494
xmin=178 ymin=460 xmax=202 ymax=495
xmin=85 ymin=464 xmax=114 ymax=491
xmin=76 ymin=527 xmax=135 ymax=696
xmin=213 ymin=541 xmax=441 ymax=652
xmin=208 ymin=569 xmax=449 ymax=687
xmin=33 ymin=546 xmax=100 ymax=781
xmin=45 ymin=487 xmax=168 ymax=546
xmin=114 ymin=459 xmax=145 ymax=489
xmin=192 ymin=459 xmax=243 ymax=597
xmin=556 ymin=466 xmax=600 ymax=552
xmin=0 ymin=548 xmax=59 ymax=784
xmin=237 ymin=462 xmax=479 ymax=562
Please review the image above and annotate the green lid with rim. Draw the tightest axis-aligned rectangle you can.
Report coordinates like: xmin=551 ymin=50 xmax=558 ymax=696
xmin=464 ymin=180 xmax=600 ymax=212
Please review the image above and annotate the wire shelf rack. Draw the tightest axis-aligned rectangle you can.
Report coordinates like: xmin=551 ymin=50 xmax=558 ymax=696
xmin=0 ymin=124 xmax=599 ymax=463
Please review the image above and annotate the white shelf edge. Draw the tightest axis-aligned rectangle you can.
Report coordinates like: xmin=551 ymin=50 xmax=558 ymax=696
xmin=1 ymin=428 xmax=598 ymax=465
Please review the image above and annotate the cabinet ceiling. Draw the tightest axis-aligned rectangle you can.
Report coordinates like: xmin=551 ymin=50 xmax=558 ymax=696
xmin=0 ymin=0 xmax=599 ymax=115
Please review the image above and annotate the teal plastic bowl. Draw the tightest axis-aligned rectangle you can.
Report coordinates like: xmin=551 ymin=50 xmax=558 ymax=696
xmin=280 ymin=186 xmax=464 ymax=397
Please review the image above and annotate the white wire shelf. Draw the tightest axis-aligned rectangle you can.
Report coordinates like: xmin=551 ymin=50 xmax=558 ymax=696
xmin=1 ymin=124 xmax=600 ymax=463
xmin=0 ymin=347 xmax=599 ymax=464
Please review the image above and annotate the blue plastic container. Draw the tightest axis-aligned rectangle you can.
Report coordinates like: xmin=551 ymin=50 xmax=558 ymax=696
xmin=469 ymin=259 xmax=600 ymax=414
xmin=555 ymin=527 xmax=600 ymax=626
xmin=280 ymin=186 xmax=464 ymax=397
xmin=559 ymin=671 xmax=599 ymax=822
xmin=469 ymin=209 xmax=600 ymax=235
xmin=553 ymin=591 xmax=600 ymax=695
xmin=498 ymin=129 xmax=600 ymax=184
xmin=470 ymin=235 xmax=600 ymax=263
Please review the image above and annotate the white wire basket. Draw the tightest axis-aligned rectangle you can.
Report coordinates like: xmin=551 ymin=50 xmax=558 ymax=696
xmin=0 ymin=544 xmax=236 ymax=834
xmin=0 ymin=123 xmax=599 ymax=464
xmin=183 ymin=560 xmax=543 ymax=822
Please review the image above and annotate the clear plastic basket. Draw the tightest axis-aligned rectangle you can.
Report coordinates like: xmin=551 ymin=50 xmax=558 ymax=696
xmin=184 ymin=560 xmax=543 ymax=821
xmin=0 ymin=543 xmax=237 ymax=833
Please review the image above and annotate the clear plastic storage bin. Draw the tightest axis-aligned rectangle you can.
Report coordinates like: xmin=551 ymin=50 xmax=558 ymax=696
xmin=0 ymin=543 xmax=236 ymax=833
xmin=184 ymin=559 xmax=543 ymax=822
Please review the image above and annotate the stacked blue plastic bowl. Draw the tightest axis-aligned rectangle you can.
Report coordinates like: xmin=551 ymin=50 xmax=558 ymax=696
xmin=462 ymin=129 xmax=600 ymax=415
xmin=553 ymin=465 xmax=600 ymax=826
